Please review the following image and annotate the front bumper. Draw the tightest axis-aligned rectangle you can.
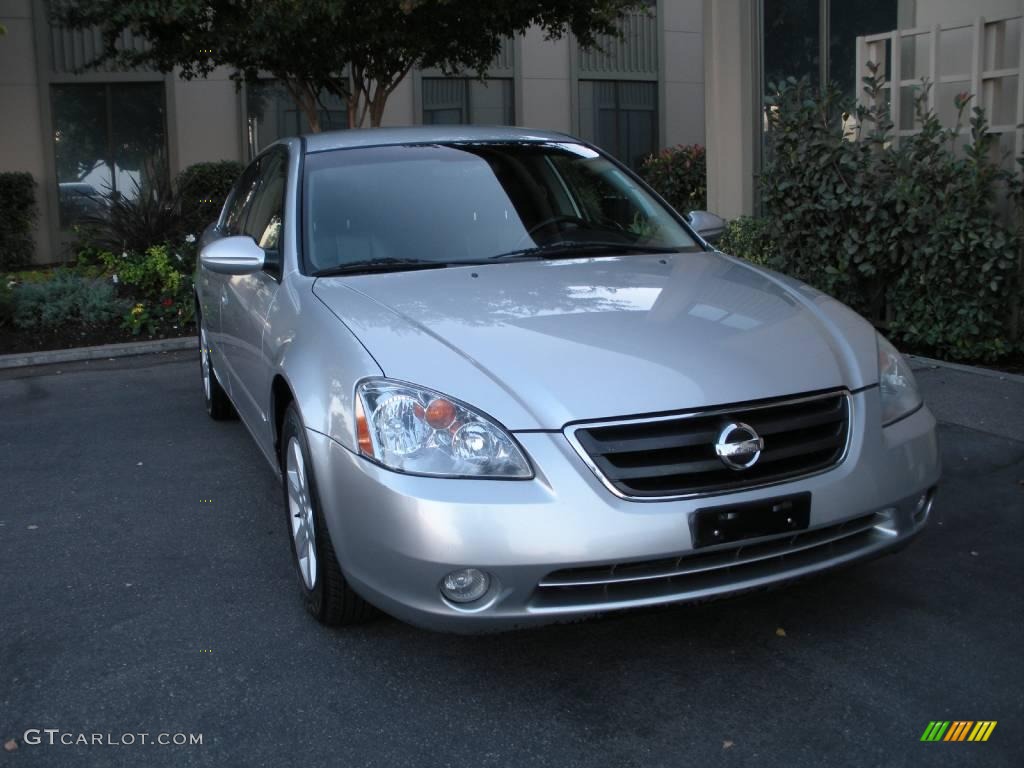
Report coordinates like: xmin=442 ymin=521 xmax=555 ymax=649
xmin=307 ymin=388 xmax=940 ymax=633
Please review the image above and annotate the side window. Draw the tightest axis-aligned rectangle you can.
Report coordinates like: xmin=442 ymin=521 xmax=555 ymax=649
xmin=242 ymin=150 xmax=287 ymax=252
xmin=222 ymin=161 xmax=261 ymax=235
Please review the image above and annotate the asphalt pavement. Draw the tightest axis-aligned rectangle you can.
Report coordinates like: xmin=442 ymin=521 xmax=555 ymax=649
xmin=0 ymin=351 xmax=1022 ymax=767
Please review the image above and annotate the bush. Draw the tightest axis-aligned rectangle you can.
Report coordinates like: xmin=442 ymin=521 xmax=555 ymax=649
xmin=760 ymin=71 xmax=1021 ymax=362
xmin=176 ymin=161 xmax=243 ymax=239
xmin=718 ymin=217 xmax=775 ymax=266
xmin=98 ymin=244 xmax=196 ymax=333
xmin=0 ymin=281 xmax=13 ymax=327
xmin=639 ymin=144 xmax=707 ymax=214
xmin=99 ymin=244 xmax=187 ymax=301
xmin=11 ymin=270 xmax=128 ymax=330
xmin=0 ymin=172 xmax=38 ymax=270
xmin=77 ymin=173 xmax=183 ymax=255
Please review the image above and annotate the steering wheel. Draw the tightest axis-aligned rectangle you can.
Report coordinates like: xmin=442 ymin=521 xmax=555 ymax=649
xmin=525 ymin=214 xmax=587 ymax=237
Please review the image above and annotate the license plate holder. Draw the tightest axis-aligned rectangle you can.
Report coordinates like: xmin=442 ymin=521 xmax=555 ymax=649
xmin=690 ymin=492 xmax=811 ymax=549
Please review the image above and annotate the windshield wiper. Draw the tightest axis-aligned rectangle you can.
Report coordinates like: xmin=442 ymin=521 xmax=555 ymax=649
xmin=312 ymin=258 xmax=459 ymax=277
xmin=488 ymin=241 xmax=680 ymax=262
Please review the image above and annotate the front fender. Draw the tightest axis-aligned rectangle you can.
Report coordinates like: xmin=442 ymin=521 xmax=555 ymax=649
xmin=265 ymin=272 xmax=383 ymax=453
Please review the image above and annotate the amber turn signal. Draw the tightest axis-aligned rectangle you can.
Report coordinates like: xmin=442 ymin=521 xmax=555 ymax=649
xmin=425 ymin=398 xmax=457 ymax=429
xmin=355 ymin=396 xmax=374 ymax=456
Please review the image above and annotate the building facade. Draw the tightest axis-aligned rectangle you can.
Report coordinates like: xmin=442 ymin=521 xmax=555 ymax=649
xmin=704 ymin=0 xmax=1023 ymax=218
xmin=0 ymin=0 xmax=705 ymax=264
xmin=5 ymin=0 xmax=1017 ymax=265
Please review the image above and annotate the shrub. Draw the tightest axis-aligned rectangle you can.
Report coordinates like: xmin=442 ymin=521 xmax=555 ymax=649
xmin=0 ymin=172 xmax=38 ymax=270
xmin=77 ymin=173 xmax=183 ymax=255
xmin=176 ymin=161 xmax=243 ymax=239
xmin=760 ymin=71 xmax=1021 ymax=362
xmin=718 ymin=217 xmax=775 ymax=266
xmin=0 ymin=281 xmax=13 ymax=327
xmin=640 ymin=144 xmax=707 ymax=214
xmin=99 ymin=244 xmax=189 ymax=301
xmin=99 ymin=244 xmax=195 ymax=331
xmin=11 ymin=270 xmax=128 ymax=330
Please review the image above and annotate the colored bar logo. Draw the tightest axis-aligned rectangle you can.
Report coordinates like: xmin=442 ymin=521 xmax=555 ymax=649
xmin=920 ymin=721 xmax=997 ymax=742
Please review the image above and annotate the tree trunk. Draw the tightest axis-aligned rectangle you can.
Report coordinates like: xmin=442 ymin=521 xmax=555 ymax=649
xmin=369 ymin=91 xmax=388 ymax=127
xmin=284 ymin=79 xmax=322 ymax=133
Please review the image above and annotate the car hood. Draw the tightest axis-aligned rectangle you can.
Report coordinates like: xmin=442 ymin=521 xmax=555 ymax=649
xmin=312 ymin=252 xmax=879 ymax=430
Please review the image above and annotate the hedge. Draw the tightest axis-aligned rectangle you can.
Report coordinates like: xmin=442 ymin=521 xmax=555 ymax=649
xmin=759 ymin=70 xmax=1021 ymax=362
xmin=0 ymin=172 xmax=38 ymax=270
xmin=639 ymin=144 xmax=707 ymax=214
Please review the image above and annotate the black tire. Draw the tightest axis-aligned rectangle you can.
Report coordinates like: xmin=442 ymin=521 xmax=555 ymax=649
xmin=280 ymin=403 xmax=374 ymax=626
xmin=198 ymin=313 xmax=234 ymax=420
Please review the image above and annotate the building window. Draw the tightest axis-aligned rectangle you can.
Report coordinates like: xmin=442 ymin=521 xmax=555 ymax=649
xmin=577 ymin=80 xmax=657 ymax=169
xmin=51 ymin=82 xmax=167 ymax=227
xmin=762 ymin=0 xmax=897 ymax=98
xmin=422 ymin=78 xmax=515 ymax=126
xmin=246 ymin=80 xmax=348 ymax=158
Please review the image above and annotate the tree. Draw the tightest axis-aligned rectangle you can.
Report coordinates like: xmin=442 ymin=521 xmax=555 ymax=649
xmin=53 ymin=1 xmax=642 ymax=131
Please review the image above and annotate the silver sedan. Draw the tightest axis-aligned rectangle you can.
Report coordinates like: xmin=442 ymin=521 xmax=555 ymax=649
xmin=195 ymin=127 xmax=940 ymax=632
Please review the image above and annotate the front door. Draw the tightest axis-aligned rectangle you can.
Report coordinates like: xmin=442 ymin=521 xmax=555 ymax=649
xmin=219 ymin=148 xmax=287 ymax=443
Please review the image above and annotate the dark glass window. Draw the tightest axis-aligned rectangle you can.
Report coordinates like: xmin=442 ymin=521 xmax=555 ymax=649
xmin=422 ymin=78 xmax=515 ymax=125
xmin=577 ymin=80 xmax=657 ymax=170
xmin=246 ymin=80 xmax=347 ymax=158
xmin=51 ymin=82 xmax=167 ymax=227
xmin=303 ymin=142 xmax=699 ymax=273
xmin=829 ymin=1 xmax=897 ymax=98
xmin=242 ymin=151 xmax=287 ymax=252
xmin=222 ymin=162 xmax=260 ymax=236
xmin=763 ymin=0 xmax=822 ymax=89
xmin=762 ymin=1 xmax=897 ymax=97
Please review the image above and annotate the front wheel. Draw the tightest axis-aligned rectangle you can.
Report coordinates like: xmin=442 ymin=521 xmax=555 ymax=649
xmin=198 ymin=319 xmax=234 ymax=420
xmin=280 ymin=404 xmax=374 ymax=626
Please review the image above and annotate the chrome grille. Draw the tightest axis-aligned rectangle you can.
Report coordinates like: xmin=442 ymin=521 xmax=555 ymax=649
xmin=532 ymin=511 xmax=886 ymax=610
xmin=566 ymin=391 xmax=851 ymax=499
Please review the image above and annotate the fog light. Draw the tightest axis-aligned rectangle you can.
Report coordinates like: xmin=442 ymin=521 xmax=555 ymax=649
xmin=441 ymin=568 xmax=490 ymax=603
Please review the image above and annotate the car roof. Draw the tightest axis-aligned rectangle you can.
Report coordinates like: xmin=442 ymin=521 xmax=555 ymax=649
xmin=302 ymin=125 xmax=578 ymax=154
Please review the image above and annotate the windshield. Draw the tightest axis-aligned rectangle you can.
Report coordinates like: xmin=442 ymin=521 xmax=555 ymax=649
xmin=302 ymin=141 xmax=701 ymax=274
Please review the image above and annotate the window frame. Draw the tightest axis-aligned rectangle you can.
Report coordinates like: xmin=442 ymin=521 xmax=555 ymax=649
xmin=576 ymin=79 xmax=659 ymax=170
xmin=298 ymin=139 xmax=708 ymax=277
xmin=421 ymin=77 xmax=516 ymax=127
xmin=218 ymin=145 xmax=289 ymax=279
xmin=49 ymin=81 xmax=169 ymax=229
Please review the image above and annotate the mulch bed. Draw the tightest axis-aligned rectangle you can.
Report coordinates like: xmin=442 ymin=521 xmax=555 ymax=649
xmin=0 ymin=323 xmax=195 ymax=356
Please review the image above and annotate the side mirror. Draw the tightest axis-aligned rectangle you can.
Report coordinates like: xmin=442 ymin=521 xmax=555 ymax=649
xmin=686 ymin=210 xmax=726 ymax=245
xmin=199 ymin=235 xmax=265 ymax=275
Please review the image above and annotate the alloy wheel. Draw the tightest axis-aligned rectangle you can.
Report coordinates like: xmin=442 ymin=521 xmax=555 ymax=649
xmin=286 ymin=437 xmax=318 ymax=590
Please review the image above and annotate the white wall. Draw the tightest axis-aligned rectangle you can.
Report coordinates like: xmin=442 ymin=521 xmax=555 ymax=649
xmin=905 ymin=0 xmax=1022 ymax=26
xmin=169 ymin=68 xmax=244 ymax=172
xmin=517 ymin=26 xmax=573 ymax=132
xmin=663 ymin=0 xmax=705 ymax=146
xmin=0 ymin=0 xmax=52 ymax=263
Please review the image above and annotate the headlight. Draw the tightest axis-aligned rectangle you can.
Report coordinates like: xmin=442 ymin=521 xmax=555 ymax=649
xmin=354 ymin=379 xmax=532 ymax=478
xmin=877 ymin=333 xmax=922 ymax=425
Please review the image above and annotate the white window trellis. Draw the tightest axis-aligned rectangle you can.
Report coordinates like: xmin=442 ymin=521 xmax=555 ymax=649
xmin=856 ymin=14 xmax=1023 ymax=174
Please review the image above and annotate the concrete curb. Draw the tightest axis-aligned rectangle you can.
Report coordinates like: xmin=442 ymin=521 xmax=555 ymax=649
xmin=907 ymin=354 xmax=1024 ymax=384
xmin=0 ymin=336 xmax=196 ymax=370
